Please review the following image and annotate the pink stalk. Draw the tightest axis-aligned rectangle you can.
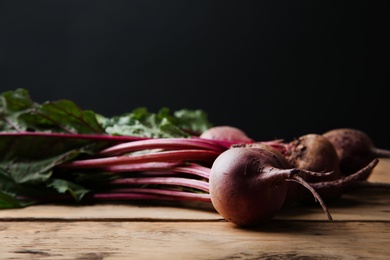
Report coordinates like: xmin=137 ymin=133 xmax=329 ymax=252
xmin=109 ymin=177 xmax=209 ymax=192
xmin=104 ymin=162 xmax=211 ymax=179
xmin=0 ymin=131 xmax=148 ymax=142
xmin=103 ymin=162 xmax=182 ymax=172
xmin=170 ymin=163 xmax=211 ymax=179
xmin=59 ymin=149 xmax=220 ymax=169
xmin=192 ymin=137 xmax=239 ymax=148
xmin=98 ymin=137 xmax=227 ymax=156
xmin=0 ymin=132 xmax=235 ymax=150
xmin=92 ymin=189 xmax=211 ymax=202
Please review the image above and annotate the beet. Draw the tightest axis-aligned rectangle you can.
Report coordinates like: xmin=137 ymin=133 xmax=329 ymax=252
xmin=323 ymin=128 xmax=390 ymax=178
xmin=286 ymin=134 xmax=343 ymax=182
xmin=283 ymin=134 xmax=344 ymax=202
xmin=200 ymin=126 xmax=253 ymax=143
xmin=209 ymin=147 xmax=332 ymax=227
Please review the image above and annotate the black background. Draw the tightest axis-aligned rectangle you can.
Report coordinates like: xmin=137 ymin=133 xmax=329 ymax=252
xmin=1 ymin=1 xmax=389 ymax=148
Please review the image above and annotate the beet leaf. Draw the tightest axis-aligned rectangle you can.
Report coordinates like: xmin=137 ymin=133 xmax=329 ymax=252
xmin=0 ymin=88 xmax=105 ymax=134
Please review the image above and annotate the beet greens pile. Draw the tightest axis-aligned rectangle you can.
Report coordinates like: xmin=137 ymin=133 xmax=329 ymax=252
xmin=0 ymin=88 xmax=221 ymax=208
xmin=1 ymin=89 xmax=389 ymax=227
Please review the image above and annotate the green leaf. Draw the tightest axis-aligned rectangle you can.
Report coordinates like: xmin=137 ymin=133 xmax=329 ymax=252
xmin=174 ymin=109 xmax=212 ymax=134
xmin=19 ymin=100 xmax=105 ymax=134
xmin=0 ymin=88 xmax=105 ymax=134
xmin=0 ymin=134 xmax=105 ymax=161
xmin=0 ymin=191 xmax=25 ymax=209
xmin=0 ymin=88 xmax=33 ymax=111
xmin=0 ymin=88 xmax=36 ymax=131
xmin=100 ymin=107 xmax=211 ymax=138
xmin=47 ymin=179 xmax=90 ymax=201
xmin=0 ymin=169 xmax=47 ymax=207
xmin=0 ymin=151 xmax=79 ymax=184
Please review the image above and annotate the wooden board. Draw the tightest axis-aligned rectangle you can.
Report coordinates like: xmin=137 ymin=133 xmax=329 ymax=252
xmin=1 ymin=221 xmax=390 ymax=259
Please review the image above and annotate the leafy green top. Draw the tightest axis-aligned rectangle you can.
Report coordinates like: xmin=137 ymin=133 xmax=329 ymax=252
xmin=0 ymin=88 xmax=213 ymax=208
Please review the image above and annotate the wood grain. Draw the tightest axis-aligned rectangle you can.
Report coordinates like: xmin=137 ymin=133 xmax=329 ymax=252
xmin=1 ymin=221 xmax=389 ymax=259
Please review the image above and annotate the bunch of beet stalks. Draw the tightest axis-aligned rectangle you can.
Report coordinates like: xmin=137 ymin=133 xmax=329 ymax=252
xmin=58 ymin=137 xmax=229 ymax=203
xmin=56 ymin=126 xmax=390 ymax=227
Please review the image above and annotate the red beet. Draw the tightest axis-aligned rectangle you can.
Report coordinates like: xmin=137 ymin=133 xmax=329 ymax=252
xmin=283 ymin=134 xmax=344 ymax=202
xmin=209 ymin=147 xmax=332 ymax=227
xmin=285 ymin=134 xmax=343 ymax=182
xmin=323 ymin=128 xmax=390 ymax=178
xmin=200 ymin=126 xmax=253 ymax=143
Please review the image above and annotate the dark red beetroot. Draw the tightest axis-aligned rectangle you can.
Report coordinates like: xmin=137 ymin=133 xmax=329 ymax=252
xmin=209 ymin=147 xmax=331 ymax=227
xmin=323 ymin=128 xmax=390 ymax=178
xmin=200 ymin=126 xmax=253 ymax=143
xmin=285 ymin=134 xmax=343 ymax=182
xmin=283 ymin=134 xmax=344 ymax=202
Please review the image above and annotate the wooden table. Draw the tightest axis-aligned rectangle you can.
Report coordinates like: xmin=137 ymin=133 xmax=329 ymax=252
xmin=1 ymin=159 xmax=389 ymax=259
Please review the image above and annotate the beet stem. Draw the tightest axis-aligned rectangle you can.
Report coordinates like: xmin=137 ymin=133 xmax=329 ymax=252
xmin=287 ymin=175 xmax=333 ymax=221
xmin=171 ymin=163 xmax=211 ymax=179
xmin=310 ymin=159 xmax=379 ymax=190
xmin=58 ymin=149 xmax=220 ymax=168
xmin=92 ymin=189 xmax=211 ymax=202
xmin=98 ymin=137 xmax=227 ymax=156
xmin=372 ymin=147 xmax=390 ymax=158
xmin=109 ymin=177 xmax=210 ymax=192
xmin=102 ymin=162 xmax=182 ymax=173
xmin=102 ymin=162 xmax=211 ymax=179
xmin=0 ymin=131 xmax=148 ymax=142
xmin=265 ymin=167 xmax=333 ymax=221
